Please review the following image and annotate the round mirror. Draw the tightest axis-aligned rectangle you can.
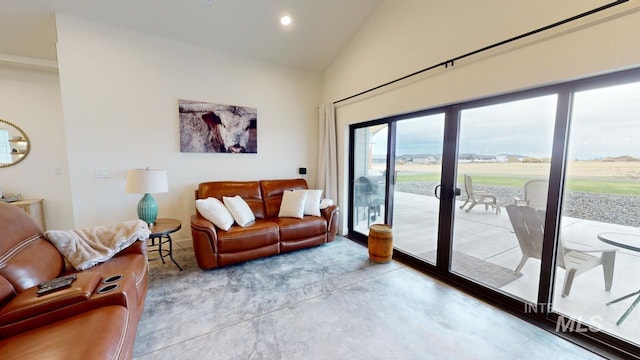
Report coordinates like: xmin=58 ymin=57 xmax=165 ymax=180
xmin=0 ymin=119 xmax=31 ymax=168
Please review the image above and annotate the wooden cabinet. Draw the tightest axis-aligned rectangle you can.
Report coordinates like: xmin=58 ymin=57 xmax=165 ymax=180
xmin=12 ymin=199 xmax=45 ymax=230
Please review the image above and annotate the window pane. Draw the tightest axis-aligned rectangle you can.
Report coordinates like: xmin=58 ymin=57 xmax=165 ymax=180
xmin=0 ymin=129 xmax=11 ymax=164
xmin=453 ymin=95 xmax=557 ymax=301
xmin=353 ymin=125 xmax=387 ymax=236
xmin=554 ymin=81 xmax=640 ymax=345
xmin=393 ymin=114 xmax=445 ymax=265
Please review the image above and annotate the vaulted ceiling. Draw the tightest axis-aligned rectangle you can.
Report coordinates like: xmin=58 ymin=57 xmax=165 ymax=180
xmin=0 ymin=0 xmax=383 ymax=72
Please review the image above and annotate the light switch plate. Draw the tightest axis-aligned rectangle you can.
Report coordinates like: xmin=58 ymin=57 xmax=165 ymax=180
xmin=95 ymin=168 xmax=109 ymax=178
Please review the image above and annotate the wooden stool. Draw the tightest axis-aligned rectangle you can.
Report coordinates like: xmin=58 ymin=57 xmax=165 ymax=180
xmin=368 ymin=224 xmax=393 ymax=263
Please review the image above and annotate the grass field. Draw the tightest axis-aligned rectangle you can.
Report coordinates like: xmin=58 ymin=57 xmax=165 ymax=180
xmin=379 ymin=161 xmax=640 ymax=196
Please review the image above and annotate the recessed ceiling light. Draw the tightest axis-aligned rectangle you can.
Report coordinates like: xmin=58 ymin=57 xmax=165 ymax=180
xmin=280 ymin=16 xmax=292 ymax=26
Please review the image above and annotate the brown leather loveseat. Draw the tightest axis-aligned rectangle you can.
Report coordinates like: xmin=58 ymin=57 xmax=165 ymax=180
xmin=0 ymin=201 xmax=149 ymax=360
xmin=190 ymin=178 xmax=339 ymax=270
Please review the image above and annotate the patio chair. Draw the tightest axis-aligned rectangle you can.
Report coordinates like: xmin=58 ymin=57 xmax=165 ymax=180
xmin=354 ymin=176 xmax=384 ymax=228
xmin=514 ymin=179 xmax=548 ymax=210
xmin=505 ymin=204 xmax=617 ymax=297
xmin=459 ymin=174 xmax=500 ymax=214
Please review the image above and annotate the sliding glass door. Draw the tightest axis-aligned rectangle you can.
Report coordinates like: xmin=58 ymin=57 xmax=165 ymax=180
xmin=348 ymin=67 xmax=640 ymax=357
xmin=451 ymin=95 xmax=557 ymax=299
xmin=553 ymin=80 xmax=640 ymax=346
xmin=350 ymin=113 xmax=446 ymax=266
xmin=392 ymin=114 xmax=445 ymax=265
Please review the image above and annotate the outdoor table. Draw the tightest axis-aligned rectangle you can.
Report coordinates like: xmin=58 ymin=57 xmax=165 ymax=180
xmin=598 ymin=232 xmax=640 ymax=326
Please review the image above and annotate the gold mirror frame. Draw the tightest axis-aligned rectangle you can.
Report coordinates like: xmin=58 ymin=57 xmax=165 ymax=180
xmin=0 ymin=119 xmax=31 ymax=168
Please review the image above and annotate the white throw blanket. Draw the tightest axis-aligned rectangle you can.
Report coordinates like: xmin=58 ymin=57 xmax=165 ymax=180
xmin=45 ymin=219 xmax=151 ymax=271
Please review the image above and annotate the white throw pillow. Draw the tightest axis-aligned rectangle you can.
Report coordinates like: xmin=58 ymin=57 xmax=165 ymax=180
xmin=295 ymin=189 xmax=323 ymax=217
xmin=320 ymin=198 xmax=334 ymax=209
xmin=278 ymin=190 xmax=307 ymax=219
xmin=195 ymin=197 xmax=234 ymax=231
xmin=223 ymin=195 xmax=256 ymax=227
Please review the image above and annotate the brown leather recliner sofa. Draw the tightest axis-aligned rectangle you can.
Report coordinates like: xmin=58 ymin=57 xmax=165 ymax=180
xmin=0 ymin=201 xmax=149 ymax=360
xmin=190 ymin=178 xmax=339 ymax=270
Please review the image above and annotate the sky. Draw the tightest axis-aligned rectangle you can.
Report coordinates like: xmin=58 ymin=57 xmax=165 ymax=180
xmin=372 ymin=81 xmax=640 ymax=160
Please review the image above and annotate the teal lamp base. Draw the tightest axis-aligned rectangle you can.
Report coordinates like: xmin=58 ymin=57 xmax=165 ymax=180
xmin=137 ymin=193 xmax=158 ymax=225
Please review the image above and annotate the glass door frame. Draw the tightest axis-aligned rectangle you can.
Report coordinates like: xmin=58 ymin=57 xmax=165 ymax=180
xmin=346 ymin=66 xmax=640 ymax=358
xmin=445 ymin=88 xmax=569 ymax=305
xmin=347 ymin=108 xmax=446 ymax=245
xmin=347 ymin=120 xmax=393 ymax=237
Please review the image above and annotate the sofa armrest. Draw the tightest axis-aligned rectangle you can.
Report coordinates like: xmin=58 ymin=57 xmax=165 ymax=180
xmin=0 ymin=272 xmax=102 ymax=326
xmin=191 ymin=214 xmax=219 ymax=240
xmin=190 ymin=214 xmax=220 ymax=269
xmin=0 ymin=271 xmax=138 ymax=337
xmin=321 ymin=204 xmax=340 ymax=242
xmin=115 ymin=239 xmax=147 ymax=257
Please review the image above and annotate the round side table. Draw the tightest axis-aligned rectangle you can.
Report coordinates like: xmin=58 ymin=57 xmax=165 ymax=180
xmin=148 ymin=218 xmax=182 ymax=271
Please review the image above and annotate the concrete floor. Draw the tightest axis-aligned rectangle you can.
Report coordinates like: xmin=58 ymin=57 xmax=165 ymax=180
xmin=134 ymin=236 xmax=605 ymax=359
xmin=353 ymin=191 xmax=640 ymax=347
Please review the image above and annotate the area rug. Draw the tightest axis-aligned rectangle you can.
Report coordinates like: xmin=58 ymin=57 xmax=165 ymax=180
xmin=419 ymin=250 xmax=522 ymax=288
xmin=135 ymin=236 xmax=401 ymax=357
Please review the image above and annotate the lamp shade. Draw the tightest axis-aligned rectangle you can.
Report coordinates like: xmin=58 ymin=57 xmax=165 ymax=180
xmin=126 ymin=168 xmax=168 ymax=194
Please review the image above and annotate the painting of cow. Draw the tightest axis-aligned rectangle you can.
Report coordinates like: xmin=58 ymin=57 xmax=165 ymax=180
xmin=179 ymin=99 xmax=257 ymax=153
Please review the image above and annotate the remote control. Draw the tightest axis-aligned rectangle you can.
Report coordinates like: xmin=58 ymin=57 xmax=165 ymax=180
xmin=36 ymin=275 xmax=76 ymax=296
xmin=38 ymin=274 xmax=77 ymax=289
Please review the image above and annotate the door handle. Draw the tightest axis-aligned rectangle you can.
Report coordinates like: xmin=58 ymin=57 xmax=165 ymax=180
xmin=435 ymin=185 xmax=460 ymax=199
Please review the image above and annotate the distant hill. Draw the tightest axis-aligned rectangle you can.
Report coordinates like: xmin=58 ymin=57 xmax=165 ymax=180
xmin=390 ymin=153 xmax=638 ymax=162
xmin=602 ymin=155 xmax=639 ymax=162
xmin=497 ymin=153 xmax=528 ymax=159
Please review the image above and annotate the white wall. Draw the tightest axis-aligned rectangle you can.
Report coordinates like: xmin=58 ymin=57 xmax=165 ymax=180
xmin=322 ymin=0 xmax=640 ymax=233
xmin=53 ymin=14 xmax=321 ymax=242
xmin=0 ymin=65 xmax=75 ymax=230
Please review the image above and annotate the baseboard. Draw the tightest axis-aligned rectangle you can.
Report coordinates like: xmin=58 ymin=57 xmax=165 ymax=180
xmin=173 ymin=237 xmax=193 ymax=250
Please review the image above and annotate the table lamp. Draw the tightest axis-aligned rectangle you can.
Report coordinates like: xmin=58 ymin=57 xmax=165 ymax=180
xmin=126 ymin=168 xmax=168 ymax=225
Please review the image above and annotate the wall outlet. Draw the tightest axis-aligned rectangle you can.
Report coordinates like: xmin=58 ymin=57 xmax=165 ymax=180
xmin=95 ymin=168 xmax=109 ymax=178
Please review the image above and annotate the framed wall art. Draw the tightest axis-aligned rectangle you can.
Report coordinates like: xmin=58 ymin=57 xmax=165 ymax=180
xmin=179 ymin=99 xmax=257 ymax=153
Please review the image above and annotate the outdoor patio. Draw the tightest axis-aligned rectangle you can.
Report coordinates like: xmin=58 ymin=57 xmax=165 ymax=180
xmin=354 ymin=191 xmax=640 ymax=345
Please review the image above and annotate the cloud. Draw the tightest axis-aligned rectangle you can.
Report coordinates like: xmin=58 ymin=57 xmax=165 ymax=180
xmin=371 ymin=82 xmax=640 ymax=160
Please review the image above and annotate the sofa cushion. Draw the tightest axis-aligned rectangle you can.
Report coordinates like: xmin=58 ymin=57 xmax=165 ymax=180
xmin=275 ymin=217 xmax=327 ymax=242
xmin=196 ymin=197 xmax=234 ymax=231
xmin=0 ymin=235 xmax=64 ymax=294
xmin=216 ymin=220 xmax=279 ymax=253
xmin=0 ymin=203 xmax=65 ymax=296
xmin=280 ymin=234 xmax=327 ymax=253
xmin=0 ymin=277 xmax=15 ymax=308
xmin=297 ymin=189 xmax=323 ymax=217
xmin=223 ymin=195 xmax=256 ymax=227
xmin=278 ymin=190 xmax=307 ymax=219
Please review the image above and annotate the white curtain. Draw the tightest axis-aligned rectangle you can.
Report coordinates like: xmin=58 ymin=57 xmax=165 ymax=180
xmin=316 ymin=104 xmax=338 ymax=200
